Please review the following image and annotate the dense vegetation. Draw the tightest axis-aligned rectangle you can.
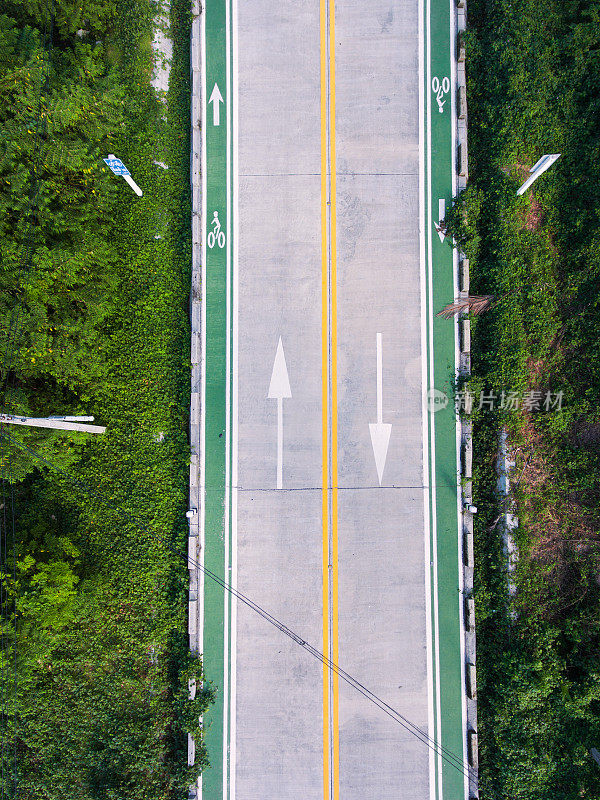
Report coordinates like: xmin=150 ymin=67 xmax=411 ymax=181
xmin=449 ymin=0 xmax=600 ymax=796
xmin=0 ymin=1 xmax=211 ymax=797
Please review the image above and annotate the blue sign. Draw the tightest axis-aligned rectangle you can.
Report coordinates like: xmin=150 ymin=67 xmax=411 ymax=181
xmin=103 ymin=156 xmax=130 ymax=177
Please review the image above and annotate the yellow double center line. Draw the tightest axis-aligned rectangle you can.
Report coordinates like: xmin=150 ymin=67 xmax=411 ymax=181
xmin=321 ymin=1 xmax=339 ymax=799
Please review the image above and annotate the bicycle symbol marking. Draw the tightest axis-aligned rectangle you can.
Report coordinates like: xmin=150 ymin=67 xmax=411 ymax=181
xmin=207 ymin=211 xmax=226 ymax=249
xmin=432 ymin=76 xmax=450 ymax=114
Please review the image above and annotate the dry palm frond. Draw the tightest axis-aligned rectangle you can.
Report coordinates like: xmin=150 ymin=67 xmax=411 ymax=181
xmin=436 ymin=294 xmax=495 ymax=319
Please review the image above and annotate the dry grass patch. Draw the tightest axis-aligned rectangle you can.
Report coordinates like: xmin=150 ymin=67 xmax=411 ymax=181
xmin=523 ymin=194 xmax=543 ymax=231
xmin=512 ymin=414 xmax=600 ymax=619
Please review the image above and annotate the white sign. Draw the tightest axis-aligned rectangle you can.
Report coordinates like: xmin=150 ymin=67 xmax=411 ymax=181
xmin=104 ymin=154 xmax=142 ymax=196
xmin=103 ymin=155 xmax=130 ymax=176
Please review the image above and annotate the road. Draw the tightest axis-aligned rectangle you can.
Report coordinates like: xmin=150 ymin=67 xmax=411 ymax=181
xmin=195 ymin=1 xmax=469 ymax=798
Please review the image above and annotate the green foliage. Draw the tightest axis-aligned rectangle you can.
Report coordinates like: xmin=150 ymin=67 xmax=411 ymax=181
xmin=175 ymin=653 xmax=215 ymax=760
xmin=3 ymin=583 xmax=201 ymax=799
xmin=463 ymin=0 xmax=600 ymax=796
xmin=0 ymin=0 xmax=204 ymax=796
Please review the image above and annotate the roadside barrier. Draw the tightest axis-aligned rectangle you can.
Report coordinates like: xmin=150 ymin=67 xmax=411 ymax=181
xmin=454 ymin=1 xmax=479 ymax=797
xmin=188 ymin=0 xmax=203 ymax=783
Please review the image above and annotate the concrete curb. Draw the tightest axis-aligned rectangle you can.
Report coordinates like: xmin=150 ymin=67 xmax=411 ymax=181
xmin=454 ymin=1 xmax=479 ymax=796
xmin=189 ymin=0 xmax=202 ymax=652
xmin=188 ymin=0 xmax=203 ymax=787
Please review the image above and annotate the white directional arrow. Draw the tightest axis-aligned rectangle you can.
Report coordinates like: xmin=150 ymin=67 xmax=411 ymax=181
xmin=434 ymin=198 xmax=446 ymax=242
xmin=208 ymin=83 xmax=224 ymax=126
xmin=369 ymin=333 xmax=392 ymax=486
xmin=268 ymin=337 xmax=292 ymax=489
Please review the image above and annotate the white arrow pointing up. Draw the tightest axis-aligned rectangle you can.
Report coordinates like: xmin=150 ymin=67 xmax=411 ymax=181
xmin=369 ymin=333 xmax=392 ymax=485
xmin=268 ymin=337 xmax=292 ymax=489
xmin=209 ymin=83 xmax=224 ymax=126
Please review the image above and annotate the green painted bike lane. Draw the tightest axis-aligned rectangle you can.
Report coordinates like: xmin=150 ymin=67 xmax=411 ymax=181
xmin=425 ymin=0 xmax=467 ymax=797
xmin=202 ymin=1 xmax=230 ymax=798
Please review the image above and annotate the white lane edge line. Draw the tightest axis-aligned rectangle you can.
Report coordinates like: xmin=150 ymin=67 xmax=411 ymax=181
xmin=325 ymin=1 xmax=335 ymax=795
xmin=418 ymin=0 xmax=433 ymax=778
xmin=230 ymin=0 xmax=239 ymax=794
xmin=223 ymin=0 xmax=232 ymax=795
xmin=419 ymin=0 xmax=436 ymax=797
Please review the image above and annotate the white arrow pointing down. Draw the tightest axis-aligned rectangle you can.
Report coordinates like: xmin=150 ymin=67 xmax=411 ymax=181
xmin=268 ymin=337 xmax=292 ymax=489
xmin=434 ymin=198 xmax=446 ymax=242
xmin=369 ymin=333 xmax=392 ymax=485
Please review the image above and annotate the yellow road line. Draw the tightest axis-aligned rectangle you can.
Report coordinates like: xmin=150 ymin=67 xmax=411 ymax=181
xmin=319 ymin=1 xmax=329 ymax=798
xmin=321 ymin=1 xmax=339 ymax=798
xmin=328 ymin=0 xmax=340 ymax=797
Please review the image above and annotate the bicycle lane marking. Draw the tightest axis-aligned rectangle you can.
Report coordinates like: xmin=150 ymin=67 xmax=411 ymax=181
xmin=202 ymin=2 xmax=230 ymax=799
xmin=427 ymin=0 xmax=468 ymax=797
xmin=424 ymin=0 xmax=442 ymax=795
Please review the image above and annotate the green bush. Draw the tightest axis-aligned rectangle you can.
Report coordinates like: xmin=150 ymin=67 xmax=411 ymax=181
xmin=458 ymin=0 xmax=600 ymax=796
xmin=0 ymin=0 xmax=207 ymax=796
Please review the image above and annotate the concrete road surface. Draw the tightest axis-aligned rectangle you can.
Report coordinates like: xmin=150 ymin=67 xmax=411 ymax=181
xmin=196 ymin=1 xmax=469 ymax=799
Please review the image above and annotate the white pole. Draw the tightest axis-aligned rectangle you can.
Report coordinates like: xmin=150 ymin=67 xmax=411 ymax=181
xmin=0 ymin=414 xmax=106 ymax=434
xmin=123 ymin=173 xmax=143 ymax=197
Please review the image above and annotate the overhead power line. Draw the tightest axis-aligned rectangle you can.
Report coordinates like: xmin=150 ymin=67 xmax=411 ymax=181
xmin=0 ymin=428 xmax=479 ymax=787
